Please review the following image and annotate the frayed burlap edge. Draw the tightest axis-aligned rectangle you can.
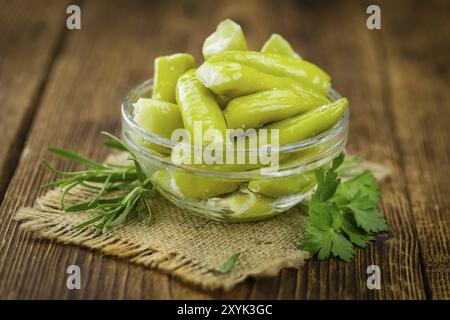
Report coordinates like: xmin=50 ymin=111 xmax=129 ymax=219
xmin=15 ymin=193 xmax=309 ymax=291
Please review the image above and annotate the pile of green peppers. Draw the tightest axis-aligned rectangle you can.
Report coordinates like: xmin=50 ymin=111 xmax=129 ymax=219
xmin=133 ymin=19 xmax=348 ymax=219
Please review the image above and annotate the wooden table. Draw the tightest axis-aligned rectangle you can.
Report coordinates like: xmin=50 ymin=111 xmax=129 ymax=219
xmin=0 ymin=0 xmax=448 ymax=299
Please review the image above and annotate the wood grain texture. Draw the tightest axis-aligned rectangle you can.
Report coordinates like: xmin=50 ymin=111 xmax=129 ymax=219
xmin=0 ymin=0 xmax=448 ymax=299
xmin=0 ymin=0 xmax=70 ymax=200
xmin=379 ymin=0 xmax=450 ymax=299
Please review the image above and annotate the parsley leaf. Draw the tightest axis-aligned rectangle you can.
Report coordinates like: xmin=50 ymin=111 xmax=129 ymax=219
xmin=329 ymin=230 xmax=355 ymax=262
xmin=334 ymin=170 xmax=381 ymax=206
xmin=302 ymin=199 xmax=355 ymax=262
xmin=314 ymin=152 xmax=344 ymax=201
xmin=345 ymin=191 xmax=388 ymax=233
xmin=301 ymin=153 xmax=389 ymax=262
xmin=341 ymin=213 xmax=374 ymax=248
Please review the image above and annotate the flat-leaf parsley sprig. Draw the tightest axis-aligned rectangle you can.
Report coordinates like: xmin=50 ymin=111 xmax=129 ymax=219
xmin=301 ymin=153 xmax=389 ymax=262
xmin=42 ymin=132 xmax=154 ymax=232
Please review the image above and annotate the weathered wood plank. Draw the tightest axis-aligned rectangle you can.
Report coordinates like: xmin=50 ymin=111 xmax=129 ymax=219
xmin=379 ymin=0 xmax=450 ymax=299
xmin=0 ymin=0 xmax=70 ymax=200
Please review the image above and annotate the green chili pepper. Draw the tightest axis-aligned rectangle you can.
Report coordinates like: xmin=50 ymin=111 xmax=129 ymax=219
xmin=143 ymin=21 xmax=350 ymax=220
xmin=279 ymin=141 xmax=343 ymax=171
xmin=224 ymin=89 xmax=326 ymax=129
xmin=152 ymin=53 xmax=195 ymax=103
xmin=211 ymin=188 xmax=274 ymax=219
xmin=202 ymin=19 xmax=247 ymax=59
xmin=261 ymin=33 xmax=301 ymax=59
xmin=133 ymin=98 xmax=183 ymax=154
xmin=196 ymin=61 xmax=329 ymax=102
xmin=264 ymin=97 xmax=348 ymax=145
xmin=176 ymin=69 xmax=228 ymax=146
xmin=152 ymin=167 xmax=242 ymax=199
xmin=152 ymin=168 xmax=172 ymax=192
xmin=171 ymin=140 xmax=263 ymax=173
xmin=208 ymin=51 xmax=330 ymax=95
xmin=215 ymin=94 xmax=232 ymax=109
xmin=248 ymin=171 xmax=316 ymax=198
xmin=196 ymin=61 xmax=272 ymax=97
xmin=172 ymin=169 xmax=242 ymax=199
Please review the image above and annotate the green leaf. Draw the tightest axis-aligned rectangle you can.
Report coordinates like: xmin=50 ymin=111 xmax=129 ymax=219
xmin=86 ymin=171 xmax=137 ymax=183
xmin=65 ymin=197 xmax=122 ymax=212
xmin=48 ymin=147 xmax=105 ymax=169
xmin=132 ymin=158 xmax=146 ymax=183
xmin=307 ymin=197 xmax=333 ymax=230
xmin=41 ymin=177 xmax=78 ymax=189
xmin=302 ymin=227 xmax=355 ymax=262
xmin=60 ymin=181 xmax=81 ymax=209
xmin=42 ymin=160 xmax=90 ymax=176
xmin=88 ymin=175 xmax=112 ymax=206
xmin=101 ymin=131 xmax=129 ymax=152
xmin=334 ymin=170 xmax=380 ymax=206
xmin=75 ymin=214 xmax=104 ymax=229
xmin=300 ymin=230 xmax=323 ymax=255
xmin=214 ymin=252 xmax=241 ymax=274
xmin=346 ymin=192 xmax=388 ymax=233
xmin=101 ymin=214 xmax=117 ymax=233
xmin=315 ymin=152 xmax=344 ymax=201
xmin=316 ymin=230 xmax=333 ymax=260
xmin=141 ymin=197 xmax=152 ymax=224
xmin=341 ymin=213 xmax=374 ymax=248
xmin=331 ymin=152 xmax=345 ymax=171
xmin=330 ymin=230 xmax=355 ymax=262
xmin=101 ymin=187 xmax=143 ymax=231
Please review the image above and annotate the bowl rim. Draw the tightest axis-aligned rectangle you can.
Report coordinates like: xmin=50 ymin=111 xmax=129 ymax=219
xmin=121 ymin=78 xmax=349 ymax=179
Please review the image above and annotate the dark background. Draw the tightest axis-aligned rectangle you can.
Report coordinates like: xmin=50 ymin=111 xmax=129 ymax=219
xmin=0 ymin=0 xmax=448 ymax=299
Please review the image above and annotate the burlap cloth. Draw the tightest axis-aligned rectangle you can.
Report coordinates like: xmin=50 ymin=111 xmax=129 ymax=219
xmin=14 ymin=154 xmax=390 ymax=291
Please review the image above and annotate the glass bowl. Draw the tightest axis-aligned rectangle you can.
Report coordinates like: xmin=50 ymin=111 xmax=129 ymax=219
xmin=121 ymin=79 xmax=349 ymax=222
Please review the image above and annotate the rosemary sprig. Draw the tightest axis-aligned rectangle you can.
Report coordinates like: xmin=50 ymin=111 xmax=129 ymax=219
xmin=214 ymin=252 xmax=241 ymax=274
xmin=42 ymin=131 xmax=153 ymax=232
